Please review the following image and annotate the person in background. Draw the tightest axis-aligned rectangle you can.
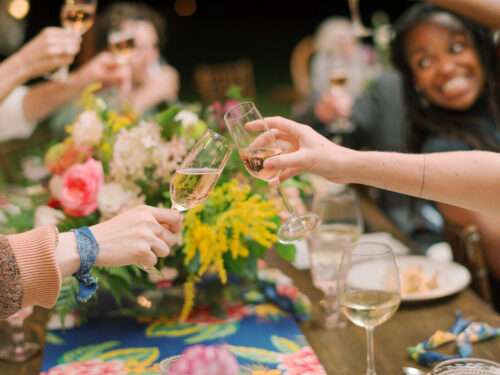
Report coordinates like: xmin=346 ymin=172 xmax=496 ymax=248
xmin=296 ymin=17 xmax=380 ymax=141
xmin=94 ymin=2 xmax=179 ymax=115
xmin=391 ymin=4 xmax=500 ymax=305
xmin=0 ymin=205 xmax=181 ymax=320
xmin=0 ymin=28 xmax=131 ymax=143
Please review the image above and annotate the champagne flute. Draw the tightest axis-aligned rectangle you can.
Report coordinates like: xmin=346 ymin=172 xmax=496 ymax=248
xmin=339 ymin=242 xmax=401 ymax=375
xmin=52 ymin=0 xmax=97 ymax=81
xmin=347 ymin=0 xmax=372 ymax=38
xmin=108 ymin=27 xmax=135 ymax=65
xmin=224 ymin=101 xmax=320 ymax=243
xmin=142 ymin=129 xmax=232 ymax=275
xmin=0 ymin=307 xmax=40 ymax=362
xmin=309 ymin=185 xmax=363 ymax=328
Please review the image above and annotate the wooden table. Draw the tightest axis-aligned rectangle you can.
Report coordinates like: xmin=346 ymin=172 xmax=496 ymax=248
xmin=1 ymin=197 xmax=499 ymax=375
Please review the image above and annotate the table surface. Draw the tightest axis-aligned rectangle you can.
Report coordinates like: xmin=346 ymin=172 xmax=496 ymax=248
xmin=1 ymin=196 xmax=499 ymax=375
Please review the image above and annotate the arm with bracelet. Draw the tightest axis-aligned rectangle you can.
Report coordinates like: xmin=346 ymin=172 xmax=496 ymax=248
xmin=0 ymin=205 xmax=182 ymax=320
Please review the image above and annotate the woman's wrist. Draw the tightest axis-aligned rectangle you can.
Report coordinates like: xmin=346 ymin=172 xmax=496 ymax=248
xmin=0 ymin=54 xmax=31 ymax=91
xmin=54 ymin=232 xmax=80 ymax=277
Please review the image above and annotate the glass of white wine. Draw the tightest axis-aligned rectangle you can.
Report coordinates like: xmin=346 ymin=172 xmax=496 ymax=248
xmin=108 ymin=27 xmax=135 ymax=65
xmin=53 ymin=0 xmax=97 ymax=80
xmin=224 ymin=101 xmax=320 ymax=243
xmin=328 ymin=56 xmax=355 ymax=134
xmin=338 ymin=241 xmax=400 ymax=375
xmin=309 ymin=185 xmax=363 ymax=328
xmin=169 ymin=129 xmax=233 ymax=213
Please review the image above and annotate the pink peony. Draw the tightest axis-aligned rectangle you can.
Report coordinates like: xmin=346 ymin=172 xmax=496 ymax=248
xmin=168 ymin=345 xmax=239 ymax=375
xmin=278 ymin=346 xmax=327 ymax=375
xmin=41 ymin=359 xmax=125 ymax=375
xmin=60 ymin=158 xmax=103 ymax=217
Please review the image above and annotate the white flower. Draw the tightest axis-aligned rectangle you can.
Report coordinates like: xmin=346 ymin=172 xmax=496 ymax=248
xmin=22 ymin=156 xmax=50 ymax=181
xmin=175 ymin=110 xmax=199 ymax=127
xmin=72 ymin=111 xmax=103 ymax=147
xmin=98 ymin=183 xmax=140 ymax=218
xmin=49 ymin=175 xmax=63 ymax=200
xmin=34 ymin=206 xmax=65 ymax=227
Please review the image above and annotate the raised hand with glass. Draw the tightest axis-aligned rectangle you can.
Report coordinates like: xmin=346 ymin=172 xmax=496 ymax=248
xmin=339 ymin=241 xmax=401 ymax=375
xmin=52 ymin=0 xmax=97 ymax=80
xmin=224 ymin=102 xmax=320 ymax=243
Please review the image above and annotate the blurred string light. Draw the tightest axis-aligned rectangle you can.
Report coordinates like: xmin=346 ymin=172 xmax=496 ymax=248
xmin=174 ymin=0 xmax=197 ymax=17
xmin=8 ymin=0 xmax=29 ymax=20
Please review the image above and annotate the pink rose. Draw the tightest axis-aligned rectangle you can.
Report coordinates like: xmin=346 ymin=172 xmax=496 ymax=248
xmin=60 ymin=158 xmax=103 ymax=217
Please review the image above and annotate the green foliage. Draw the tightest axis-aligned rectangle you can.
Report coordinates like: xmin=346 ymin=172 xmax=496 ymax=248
xmin=155 ymin=105 xmax=182 ymax=140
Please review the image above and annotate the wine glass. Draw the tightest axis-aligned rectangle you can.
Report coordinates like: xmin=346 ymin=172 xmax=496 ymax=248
xmin=108 ymin=27 xmax=135 ymax=65
xmin=328 ymin=56 xmax=355 ymax=134
xmin=224 ymin=101 xmax=320 ymax=243
xmin=169 ymin=129 xmax=233 ymax=212
xmin=347 ymin=0 xmax=372 ymax=38
xmin=0 ymin=306 xmax=40 ymax=362
xmin=52 ymin=0 xmax=98 ymax=81
xmin=309 ymin=185 xmax=363 ymax=328
xmin=140 ymin=129 xmax=232 ymax=275
xmin=338 ymin=242 xmax=400 ymax=375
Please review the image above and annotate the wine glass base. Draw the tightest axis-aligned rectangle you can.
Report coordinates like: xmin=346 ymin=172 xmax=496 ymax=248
xmin=0 ymin=342 xmax=40 ymax=363
xmin=278 ymin=213 xmax=320 ymax=243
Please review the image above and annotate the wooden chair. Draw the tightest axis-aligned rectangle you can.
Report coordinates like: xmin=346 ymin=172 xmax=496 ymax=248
xmin=444 ymin=222 xmax=494 ymax=306
xmin=194 ymin=60 xmax=256 ymax=103
xmin=289 ymin=36 xmax=315 ymax=101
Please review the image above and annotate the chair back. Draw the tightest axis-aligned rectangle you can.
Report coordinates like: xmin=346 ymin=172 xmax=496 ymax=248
xmin=194 ymin=60 xmax=256 ymax=103
xmin=444 ymin=222 xmax=494 ymax=306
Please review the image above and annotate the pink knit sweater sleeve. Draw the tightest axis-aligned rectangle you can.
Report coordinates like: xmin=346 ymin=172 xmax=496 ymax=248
xmin=1 ymin=226 xmax=61 ymax=318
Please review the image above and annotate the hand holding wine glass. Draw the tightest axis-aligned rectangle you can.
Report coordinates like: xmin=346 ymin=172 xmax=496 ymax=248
xmin=224 ymin=102 xmax=320 ymax=243
xmin=52 ymin=0 xmax=97 ymax=81
xmin=339 ymin=242 xmax=401 ymax=375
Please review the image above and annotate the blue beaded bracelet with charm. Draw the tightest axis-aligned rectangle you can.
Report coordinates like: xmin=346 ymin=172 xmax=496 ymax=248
xmin=72 ymin=226 xmax=100 ymax=303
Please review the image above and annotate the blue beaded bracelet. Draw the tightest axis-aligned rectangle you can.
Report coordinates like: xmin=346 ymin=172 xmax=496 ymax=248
xmin=72 ymin=227 xmax=100 ymax=303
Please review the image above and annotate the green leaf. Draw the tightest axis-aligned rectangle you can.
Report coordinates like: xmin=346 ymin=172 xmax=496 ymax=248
xmin=185 ymin=322 xmax=239 ymax=344
xmin=228 ymin=345 xmax=280 ymax=364
xmin=58 ymin=341 xmax=120 ymax=364
xmin=275 ymin=242 xmax=296 ymax=262
xmin=271 ymin=336 xmax=301 ymax=354
xmin=146 ymin=322 xmax=202 ymax=338
xmin=45 ymin=332 xmax=65 ymax=345
xmin=248 ymin=240 xmax=268 ymax=258
xmin=155 ymin=105 xmax=182 ymax=140
xmin=97 ymin=347 xmax=159 ymax=366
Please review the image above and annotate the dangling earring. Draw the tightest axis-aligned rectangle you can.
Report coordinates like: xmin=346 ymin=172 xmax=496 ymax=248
xmin=416 ymin=87 xmax=430 ymax=109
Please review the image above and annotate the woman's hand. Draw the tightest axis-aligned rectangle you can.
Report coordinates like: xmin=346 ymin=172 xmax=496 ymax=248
xmin=90 ymin=205 xmax=182 ymax=268
xmin=254 ymin=116 xmax=356 ymax=182
xmin=12 ymin=27 xmax=81 ymax=81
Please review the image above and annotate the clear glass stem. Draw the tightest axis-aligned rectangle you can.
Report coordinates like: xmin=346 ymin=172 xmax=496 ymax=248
xmin=51 ymin=65 xmax=69 ymax=81
xmin=366 ymin=327 xmax=376 ymax=375
xmin=278 ymin=184 xmax=297 ymax=215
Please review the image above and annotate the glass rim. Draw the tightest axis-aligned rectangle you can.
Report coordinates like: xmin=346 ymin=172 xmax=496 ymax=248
xmin=350 ymin=241 xmax=393 ymax=256
xmin=223 ymin=101 xmax=259 ymax=124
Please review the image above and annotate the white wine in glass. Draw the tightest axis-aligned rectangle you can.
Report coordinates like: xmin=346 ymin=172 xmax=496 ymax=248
xmin=169 ymin=129 xmax=233 ymax=213
xmin=108 ymin=29 xmax=135 ymax=64
xmin=339 ymin=242 xmax=400 ymax=375
xmin=224 ymin=101 xmax=320 ymax=243
xmin=52 ymin=0 xmax=97 ymax=81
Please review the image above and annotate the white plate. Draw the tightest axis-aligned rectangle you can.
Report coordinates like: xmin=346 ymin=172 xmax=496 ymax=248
xmin=396 ymin=255 xmax=471 ymax=301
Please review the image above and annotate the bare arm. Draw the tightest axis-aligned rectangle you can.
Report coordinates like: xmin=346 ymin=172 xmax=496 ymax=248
xmin=258 ymin=117 xmax=500 ymax=216
xmin=428 ymin=0 xmax=500 ymax=29
xmin=348 ymin=150 xmax=500 ymax=216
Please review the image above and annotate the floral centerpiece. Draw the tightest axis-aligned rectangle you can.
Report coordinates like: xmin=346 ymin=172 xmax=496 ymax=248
xmin=30 ymin=85 xmax=301 ymax=323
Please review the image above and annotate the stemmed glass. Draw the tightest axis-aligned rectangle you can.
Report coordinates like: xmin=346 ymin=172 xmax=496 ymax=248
xmin=108 ymin=27 xmax=135 ymax=65
xmin=52 ymin=0 xmax=98 ymax=80
xmin=224 ymin=101 xmax=320 ymax=243
xmin=309 ymin=185 xmax=363 ymax=328
xmin=347 ymin=0 xmax=372 ymax=38
xmin=338 ymin=242 xmax=401 ymax=375
xmin=328 ymin=56 xmax=355 ymax=134
xmin=0 ymin=307 xmax=40 ymax=362
xmin=141 ymin=129 xmax=232 ymax=275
